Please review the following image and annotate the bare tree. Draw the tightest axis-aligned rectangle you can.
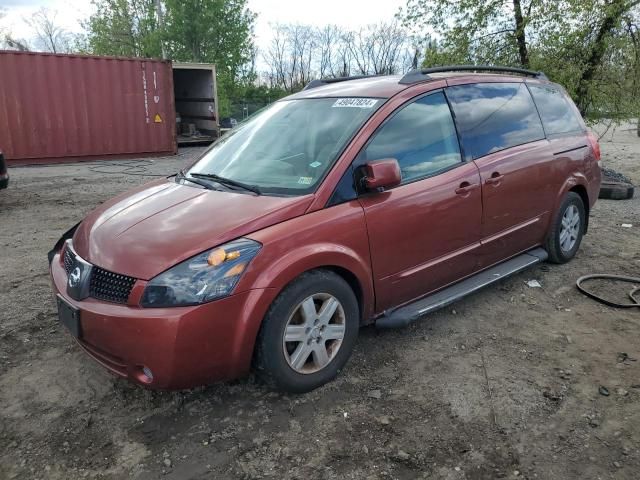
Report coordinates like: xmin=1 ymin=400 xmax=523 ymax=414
xmin=265 ymin=24 xmax=318 ymax=91
xmin=347 ymin=22 xmax=411 ymax=75
xmin=26 ymin=8 xmax=73 ymax=54
xmin=263 ymin=22 xmax=415 ymax=90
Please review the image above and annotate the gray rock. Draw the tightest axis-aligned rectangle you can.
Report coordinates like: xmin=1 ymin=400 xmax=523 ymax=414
xmin=396 ymin=450 xmax=410 ymax=461
xmin=368 ymin=389 xmax=382 ymax=400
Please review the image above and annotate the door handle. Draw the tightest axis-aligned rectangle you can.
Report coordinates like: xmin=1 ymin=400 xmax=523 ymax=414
xmin=485 ymin=172 xmax=504 ymax=185
xmin=455 ymin=182 xmax=478 ymax=195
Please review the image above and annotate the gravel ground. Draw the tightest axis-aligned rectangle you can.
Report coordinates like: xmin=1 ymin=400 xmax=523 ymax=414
xmin=1 ymin=127 xmax=639 ymax=480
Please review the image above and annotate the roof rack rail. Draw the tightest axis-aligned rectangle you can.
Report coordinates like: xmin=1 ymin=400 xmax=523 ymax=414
xmin=399 ymin=65 xmax=548 ymax=85
xmin=303 ymin=74 xmax=382 ymax=91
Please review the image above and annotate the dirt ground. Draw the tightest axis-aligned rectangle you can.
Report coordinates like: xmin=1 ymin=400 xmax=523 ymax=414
xmin=1 ymin=125 xmax=639 ymax=480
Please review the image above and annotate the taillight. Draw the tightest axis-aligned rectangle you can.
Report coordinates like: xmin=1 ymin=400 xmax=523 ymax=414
xmin=587 ymin=131 xmax=601 ymax=166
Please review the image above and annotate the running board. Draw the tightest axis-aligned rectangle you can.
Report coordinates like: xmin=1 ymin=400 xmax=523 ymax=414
xmin=375 ymin=248 xmax=548 ymax=329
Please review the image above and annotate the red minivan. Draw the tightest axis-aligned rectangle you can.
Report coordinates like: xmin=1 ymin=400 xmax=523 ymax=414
xmin=49 ymin=66 xmax=601 ymax=393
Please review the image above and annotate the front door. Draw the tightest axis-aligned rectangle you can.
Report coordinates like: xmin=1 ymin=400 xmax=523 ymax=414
xmin=357 ymin=91 xmax=483 ymax=311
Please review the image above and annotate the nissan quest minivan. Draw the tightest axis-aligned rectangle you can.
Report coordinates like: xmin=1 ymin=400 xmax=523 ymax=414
xmin=49 ymin=66 xmax=601 ymax=393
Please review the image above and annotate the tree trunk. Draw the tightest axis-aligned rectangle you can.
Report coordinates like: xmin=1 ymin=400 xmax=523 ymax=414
xmin=576 ymin=0 xmax=640 ymax=116
xmin=512 ymin=0 xmax=529 ymax=68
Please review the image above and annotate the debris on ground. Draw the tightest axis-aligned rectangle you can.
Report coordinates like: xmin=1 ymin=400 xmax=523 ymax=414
xmin=526 ymin=280 xmax=542 ymax=288
xmin=367 ymin=389 xmax=382 ymax=399
xmin=599 ymin=386 xmax=610 ymax=396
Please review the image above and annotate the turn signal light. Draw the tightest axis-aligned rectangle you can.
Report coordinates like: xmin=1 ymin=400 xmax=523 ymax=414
xmin=207 ymin=248 xmax=242 ymax=266
xmin=207 ymin=248 xmax=227 ymax=266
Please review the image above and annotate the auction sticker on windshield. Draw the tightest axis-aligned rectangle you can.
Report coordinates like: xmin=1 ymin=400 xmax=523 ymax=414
xmin=333 ymin=98 xmax=379 ymax=108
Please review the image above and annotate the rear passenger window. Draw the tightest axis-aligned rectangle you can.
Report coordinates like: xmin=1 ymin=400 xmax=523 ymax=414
xmin=446 ymin=83 xmax=545 ymax=160
xmin=360 ymin=91 xmax=462 ymax=183
xmin=528 ymin=84 xmax=583 ymax=135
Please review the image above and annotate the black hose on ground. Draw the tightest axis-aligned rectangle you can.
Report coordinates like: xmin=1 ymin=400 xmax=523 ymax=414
xmin=576 ymin=274 xmax=640 ymax=308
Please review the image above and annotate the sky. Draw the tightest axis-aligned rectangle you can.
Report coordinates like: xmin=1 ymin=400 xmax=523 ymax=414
xmin=0 ymin=0 xmax=407 ymax=48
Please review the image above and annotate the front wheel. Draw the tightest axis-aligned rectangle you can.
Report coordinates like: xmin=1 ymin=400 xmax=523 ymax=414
xmin=545 ymin=192 xmax=586 ymax=264
xmin=254 ymin=270 xmax=359 ymax=393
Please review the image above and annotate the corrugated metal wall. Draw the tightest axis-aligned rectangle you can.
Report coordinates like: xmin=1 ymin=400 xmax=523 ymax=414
xmin=0 ymin=51 xmax=177 ymax=164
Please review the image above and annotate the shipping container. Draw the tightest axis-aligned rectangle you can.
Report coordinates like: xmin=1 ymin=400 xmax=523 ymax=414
xmin=0 ymin=51 xmax=220 ymax=164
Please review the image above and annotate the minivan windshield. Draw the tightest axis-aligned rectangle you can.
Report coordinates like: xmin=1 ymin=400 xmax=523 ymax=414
xmin=187 ymin=97 xmax=383 ymax=195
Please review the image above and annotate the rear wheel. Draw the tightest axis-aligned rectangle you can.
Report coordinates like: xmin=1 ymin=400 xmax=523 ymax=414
xmin=254 ymin=270 xmax=359 ymax=393
xmin=545 ymin=192 xmax=586 ymax=264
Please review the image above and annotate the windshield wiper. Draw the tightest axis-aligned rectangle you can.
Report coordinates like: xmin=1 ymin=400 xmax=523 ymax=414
xmin=190 ymin=172 xmax=261 ymax=195
xmin=175 ymin=170 xmax=217 ymax=190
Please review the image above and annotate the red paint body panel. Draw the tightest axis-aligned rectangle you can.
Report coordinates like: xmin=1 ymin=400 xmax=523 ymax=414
xmin=73 ymin=179 xmax=313 ymax=279
xmin=245 ymin=200 xmax=375 ymax=321
xmin=359 ymin=162 xmax=483 ymax=310
xmin=51 ymin=254 xmax=274 ymax=388
xmin=0 ymin=51 xmax=176 ymax=163
xmin=48 ymin=71 xmax=602 ymax=390
xmin=473 ymin=140 xmax=553 ymax=266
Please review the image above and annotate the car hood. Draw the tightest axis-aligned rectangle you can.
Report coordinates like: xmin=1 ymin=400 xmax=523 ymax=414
xmin=73 ymin=179 xmax=313 ymax=280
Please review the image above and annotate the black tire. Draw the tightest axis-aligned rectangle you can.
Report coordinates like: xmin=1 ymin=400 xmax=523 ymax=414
xmin=254 ymin=269 xmax=359 ymax=393
xmin=545 ymin=192 xmax=586 ymax=264
xmin=599 ymin=181 xmax=634 ymax=200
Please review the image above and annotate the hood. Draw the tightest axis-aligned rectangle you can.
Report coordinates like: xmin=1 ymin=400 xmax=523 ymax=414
xmin=73 ymin=179 xmax=313 ymax=280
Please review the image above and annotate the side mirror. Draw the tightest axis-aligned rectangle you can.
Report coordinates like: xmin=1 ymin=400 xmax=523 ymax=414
xmin=363 ymin=158 xmax=401 ymax=192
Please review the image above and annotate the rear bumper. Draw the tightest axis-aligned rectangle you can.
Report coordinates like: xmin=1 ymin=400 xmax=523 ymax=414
xmin=50 ymin=252 xmax=273 ymax=389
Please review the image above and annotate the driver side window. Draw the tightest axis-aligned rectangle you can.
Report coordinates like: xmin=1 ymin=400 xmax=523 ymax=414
xmin=361 ymin=91 xmax=462 ymax=183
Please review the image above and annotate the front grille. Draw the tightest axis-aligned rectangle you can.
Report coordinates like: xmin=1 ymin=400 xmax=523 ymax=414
xmin=63 ymin=246 xmax=74 ymax=274
xmin=89 ymin=266 xmax=136 ymax=304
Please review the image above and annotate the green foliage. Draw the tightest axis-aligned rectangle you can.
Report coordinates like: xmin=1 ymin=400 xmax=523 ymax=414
xmin=162 ymin=0 xmax=254 ymax=72
xmin=400 ymin=0 xmax=640 ymax=120
xmin=225 ymin=82 xmax=288 ymax=119
xmin=85 ymin=0 xmax=256 ymax=117
xmin=85 ymin=0 xmax=163 ymax=58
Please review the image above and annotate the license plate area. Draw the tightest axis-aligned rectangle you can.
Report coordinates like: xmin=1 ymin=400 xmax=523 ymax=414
xmin=57 ymin=294 xmax=81 ymax=338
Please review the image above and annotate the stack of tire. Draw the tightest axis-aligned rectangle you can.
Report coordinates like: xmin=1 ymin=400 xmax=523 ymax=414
xmin=599 ymin=168 xmax=634 ymax=200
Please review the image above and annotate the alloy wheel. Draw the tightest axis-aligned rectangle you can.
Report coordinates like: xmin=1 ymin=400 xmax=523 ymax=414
xmin=282 ymin=293 xmax=346 ymax=374
xmin=560 ymin=204 xmax=580 ymax=253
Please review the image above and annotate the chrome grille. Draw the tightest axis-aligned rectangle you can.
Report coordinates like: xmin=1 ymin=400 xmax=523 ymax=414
xmin=89 ymin=267 xmax=136 ymax=304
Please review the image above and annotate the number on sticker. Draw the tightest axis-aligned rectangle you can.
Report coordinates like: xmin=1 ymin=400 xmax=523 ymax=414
xmin=332 ymin=98 xmax=379 ymax=109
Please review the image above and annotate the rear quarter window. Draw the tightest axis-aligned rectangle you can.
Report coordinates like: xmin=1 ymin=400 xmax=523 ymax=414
xmin=446 ymin=82 xmax=545 ymax=161
xmin=528 ymin=84 xmax=584 ymax=136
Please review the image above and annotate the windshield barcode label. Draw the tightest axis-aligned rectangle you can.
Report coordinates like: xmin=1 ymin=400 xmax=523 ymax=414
xmin=332 ymin=98 xmax=379 ymax=109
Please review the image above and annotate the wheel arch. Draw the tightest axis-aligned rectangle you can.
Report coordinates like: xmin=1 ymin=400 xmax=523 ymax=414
xmin=322 ymin=265 xmax=366 ymax=323
xmin=234 ymin=243 xmax=376 ymax=373
xmin=246 ymin=245 xmax=375 ymax=324
xmin=552 ymin=175 xmax=590 ymax=235
xmin=568 ymin=184 xmax=590 ymax=233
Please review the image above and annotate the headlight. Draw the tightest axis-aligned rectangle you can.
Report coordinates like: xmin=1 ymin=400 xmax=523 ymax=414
xmin=141 ymin=238 xmax=261 ymax=307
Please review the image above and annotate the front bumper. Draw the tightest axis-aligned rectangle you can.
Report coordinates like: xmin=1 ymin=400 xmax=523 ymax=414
xmin=50 ymin=252 xmax=272 ymax=389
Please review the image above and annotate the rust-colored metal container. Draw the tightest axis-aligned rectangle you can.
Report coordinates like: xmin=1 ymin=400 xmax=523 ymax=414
xmin=0 ymin=51 xmax=177 ymax=164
